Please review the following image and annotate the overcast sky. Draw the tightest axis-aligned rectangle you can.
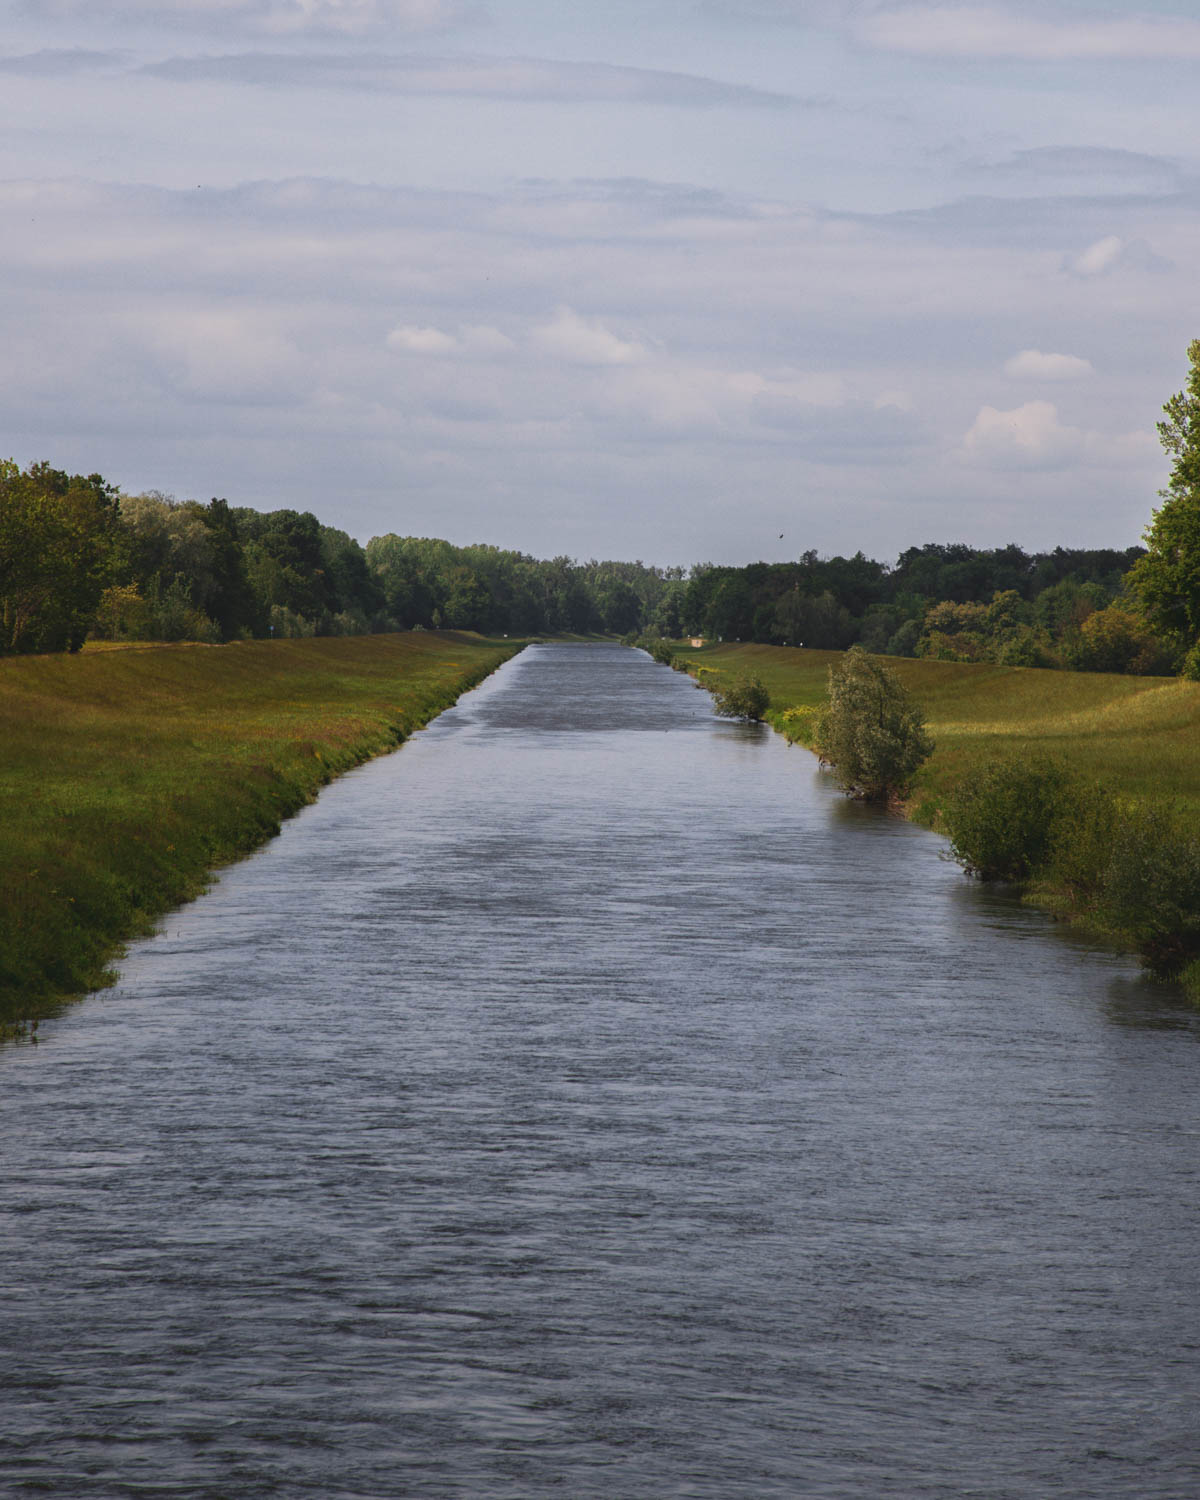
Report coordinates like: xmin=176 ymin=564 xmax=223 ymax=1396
xmin=3 ymin=1 xmax=1199 ymax=564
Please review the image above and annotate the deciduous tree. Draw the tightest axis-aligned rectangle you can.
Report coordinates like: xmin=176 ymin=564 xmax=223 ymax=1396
xmin=815 ymin=646 xmax=932 ymax=802
xmin=1129 ymin=339 xmax=1200 ymax=671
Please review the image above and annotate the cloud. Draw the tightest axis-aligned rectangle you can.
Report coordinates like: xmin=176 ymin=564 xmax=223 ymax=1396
xmin=961 ymin=401 xmax=1078 ymax=468
xmin=959 ymin=401 xmax=1154 ymax=470
xmin=386 ymin=322 xmax=513 ymax=355
xmin=0 ymin=48 xmax=121 ymax=75
xmin=0 ymin=173 xmax=1175 ymax=559
xmin=130 ymin=306 xmax=309 ymax=404
xmin=530 ymin=307 xmax=649 ymax=366
xmin=1062 ymin=234 xmax=1158 ymax=279
xmin=1003 ymin=349 xmax=1093 ymax=381
xmin=386 ymin=324 xmax=458 ymax=355
xmin=17 ymin=0 xmax=474 ymax=36
xmin=975 ymin=146 xmax=1185 ymax=196
xmin=858 ymin=6 xmax=1200 ymax=61
xmin=139 ymin=51 xmax=796 ymax=106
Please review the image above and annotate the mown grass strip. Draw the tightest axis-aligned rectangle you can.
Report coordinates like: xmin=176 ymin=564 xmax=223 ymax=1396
xmin=1 ymin=631 xmax=520 ymax=1032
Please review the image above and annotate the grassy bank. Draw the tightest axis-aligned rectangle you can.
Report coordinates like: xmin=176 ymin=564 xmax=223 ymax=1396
xmin=674 ymin=642 xmax=1200 ymax=991
xmin=1 ymin=631 xmax=520 ymax=1032
xmin=674 ymin=641 xmax=1200 ymax=816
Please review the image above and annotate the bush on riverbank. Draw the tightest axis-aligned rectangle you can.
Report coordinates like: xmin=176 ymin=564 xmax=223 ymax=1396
xmin=0 ymin=632 xmax=519 ymax=1034
xmin=624 ymin=633 xmax=676 ymax=666
xmin=943 ymin=760 xmax=1075 ymax=882
xmin=943 ymin=757 xmax=1200 ymax=985
xmin=675 ymin=641 xmax=1200 ymax=996
xmin=814 ymin=646 xmax=933 ymax=802
xmin=712 ymin=674 xmax=770 ymax=721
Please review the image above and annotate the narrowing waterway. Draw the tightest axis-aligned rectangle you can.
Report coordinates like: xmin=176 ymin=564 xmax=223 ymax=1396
xmin=3 ymin=642 xmax=1199 ymax=1497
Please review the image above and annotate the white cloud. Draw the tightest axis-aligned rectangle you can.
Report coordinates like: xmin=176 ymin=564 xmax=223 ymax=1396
xmin=386 ymin=324 xmax=458 ymax=355
xmin=386 ymin=322 xmax=514 ymax=355
xmin=0 ymin=174 xmax=1178 ymax=559
xmin=1062 ymin=235 xmax=1124 ymax=277
xmin=459 ymin=323 xmax=515 ymax=355
xmin=530 ymin=307 xmax=649 ymax=366
xmin=961 ymin=400 xmax=1079 ymax=468
xmin=1003 ymin=349 xmax=1094 ymax=381
xmin=858 ymin=7 xmax=1200 ymax=61
xmin=131 ymin=306 xmax=308 ymax=404
xmin=959 ymin=401 xmax=1154 ymax=471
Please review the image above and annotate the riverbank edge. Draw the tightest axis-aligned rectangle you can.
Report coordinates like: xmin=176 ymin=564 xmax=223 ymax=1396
xmin=662 ymin=644 xmax=1200 ymax=1004
xmin=1 ymin=635 xmax=524 ymax=1038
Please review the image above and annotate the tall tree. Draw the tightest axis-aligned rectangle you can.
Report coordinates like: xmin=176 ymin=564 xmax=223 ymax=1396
xmin=0 ymin=461 xmax=120 ymax=653
xmin=1129 ymin=339 xmax=1200 ymax=671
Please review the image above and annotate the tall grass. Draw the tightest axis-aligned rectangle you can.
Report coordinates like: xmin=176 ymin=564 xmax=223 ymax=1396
xmin=1 ymin=632 xmax=519 ymax=1030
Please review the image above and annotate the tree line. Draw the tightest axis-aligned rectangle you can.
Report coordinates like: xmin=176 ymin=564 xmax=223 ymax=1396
xmin=0 ymin=467 xmax=685 ymax=653
xmin=5 ymin=337 xmax=1200 ymax=674
xmin=678 ymin=541 xmax=1170 ymax=672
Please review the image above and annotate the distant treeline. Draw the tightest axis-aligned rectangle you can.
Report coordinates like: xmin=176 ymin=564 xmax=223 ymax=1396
xmin=0 ymin=460 xmax=684 ymax=651
xmin=0 ymin=456 xmax=1178 ymax=676
xmin=681 ymin=543 xmax=1173 ymax=674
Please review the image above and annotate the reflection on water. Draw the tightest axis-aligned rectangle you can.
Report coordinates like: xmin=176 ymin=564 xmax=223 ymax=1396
xmin=2 ymin=643 xmax=1199 ymax=1498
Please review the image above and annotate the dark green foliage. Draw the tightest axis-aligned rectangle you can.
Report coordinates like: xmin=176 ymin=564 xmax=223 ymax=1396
xmin=943 ymin=759 xmax=1075 ymax=881
xmin=944 ymin=756 xmax=1200 ymax=981
xmin=814 ymin=646 xmax=932 ymax=801
xmin=678 ymin=542 xmax=1149 ymax=668
xmin=712 ymin=675 xmax=769 ymax=721
xmin=1129 ymin=339 xmax=1200 ymax=654
xmin=1097 ymin=803 xmax=1200 ymax=977
xmin=4 ymin=457 xmax=690 ymax=652
xmin=1 ymin=461 xmax=121 ymax=653
xmin=365 ymin=536 xmax=678 ymax=639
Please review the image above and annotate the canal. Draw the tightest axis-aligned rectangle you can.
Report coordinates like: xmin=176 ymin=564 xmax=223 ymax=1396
xmin=3 ymin=643 xmax=1198 ymax=1497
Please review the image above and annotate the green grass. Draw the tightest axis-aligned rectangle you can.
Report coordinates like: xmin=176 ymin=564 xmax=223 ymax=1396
xmin=674 ymin=641 xmax=1200 ymax=817
xmin=0 ymin=631 xmax=520 ymax=1031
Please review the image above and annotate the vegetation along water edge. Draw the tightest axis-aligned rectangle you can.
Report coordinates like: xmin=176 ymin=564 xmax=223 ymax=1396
xmin=663 ymin=637 xmax=1200 ymax=1001
xmin=0 ymin=631 xmax=521 ymax=1037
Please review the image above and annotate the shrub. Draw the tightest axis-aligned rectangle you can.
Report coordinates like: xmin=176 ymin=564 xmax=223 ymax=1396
xmin=776 ymin=704 xmax=820 ymax=745
xmin=1097 ymin=803 xmax=1200 ymax=977
xmin=995 ymin=627 xmax=1057 ymax=668
xmin=814 ymin=646 xmax=932 ymax=801
xmin=1045 ymin=779 xmax=1120 ymax=906
xmin=943 ymin=758 xmax=1076 ymax=881
xmin=713 ymin=674 xmax=769 ymax=721
xmin=627 ymin=634 xmax=675 ymax=666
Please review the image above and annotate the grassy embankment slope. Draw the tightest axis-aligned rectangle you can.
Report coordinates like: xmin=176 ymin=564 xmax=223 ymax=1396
xmin=674 ymin=641 xmax=1200 ymax=819
xmin=1 ymin=631 xmax=520 ymax=1031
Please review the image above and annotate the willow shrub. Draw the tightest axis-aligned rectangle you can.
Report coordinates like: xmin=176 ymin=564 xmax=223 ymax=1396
xmin=712 ymin=675 xmax=770 ymax=722
xmin=814 ymin=646 xmax=932 ymax=802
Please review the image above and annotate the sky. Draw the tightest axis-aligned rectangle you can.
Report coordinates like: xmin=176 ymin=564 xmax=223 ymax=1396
xmin=3 ymin=1 xmax=1199 ymax=566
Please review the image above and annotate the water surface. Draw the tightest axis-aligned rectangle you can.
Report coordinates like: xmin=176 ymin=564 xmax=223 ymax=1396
xmin=3 ymin=644 xmax=1199 ymax=1497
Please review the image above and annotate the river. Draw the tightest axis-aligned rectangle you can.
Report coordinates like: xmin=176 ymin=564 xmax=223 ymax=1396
xmin=3 ymin=643 xmax=1199 ymax=1497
